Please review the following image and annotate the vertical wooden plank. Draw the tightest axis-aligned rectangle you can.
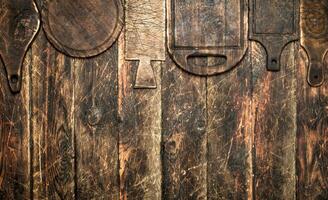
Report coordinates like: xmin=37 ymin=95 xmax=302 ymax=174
xmin=31 ymin=30 xmax=75 ymax=199
xmin=252 ymin=42 xmax=297 ymax=199
xmin=162 ymin=57 xmax=207 ymax=199
xmin=118 ymin=34 xmax=162 ymax=200
xmin=206 ymin=50 xmax=253 ymax=200
xmin=74 ymin=44 xmax=120 ymax=199
xmin=206 ymin=0 xmax=252 ymax=199
xmin=0 ymin=40 xmax=31 ymax=199
xmin=296 ymin=49 xmax=328 ymax=199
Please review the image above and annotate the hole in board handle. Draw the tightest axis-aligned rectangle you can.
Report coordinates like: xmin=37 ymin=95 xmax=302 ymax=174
xmin=10 ymin=74 xmax=19 ymax=84
xmin=187 ymin=54 xmax=227 ymax=68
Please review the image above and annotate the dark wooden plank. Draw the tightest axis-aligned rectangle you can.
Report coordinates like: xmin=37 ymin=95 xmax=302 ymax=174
xmin=206 ymin=50 xmax=253 ymax=200
xmin=296 ymin=48 xmax=328 ymax=199
xmin=118 ymin=35 xmax=162 ymax=200
xmin=205 ymin=1 xmax=252 ymax=199
xmin=30 ymin=30 xmax=75 ymax=199
xmin=162 ymin=56 xmax=207 ymax=199
xmin=0 ymin=37 xmax=31 ymax=199
xmin=252 ymin=42 xmax=297 ymax=199
xmin=74 ymin=43 xmax=119 ymax=199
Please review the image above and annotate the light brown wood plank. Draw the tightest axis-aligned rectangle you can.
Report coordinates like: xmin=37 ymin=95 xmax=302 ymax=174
xmin=118 ymin=34 xmax=162 ymax=199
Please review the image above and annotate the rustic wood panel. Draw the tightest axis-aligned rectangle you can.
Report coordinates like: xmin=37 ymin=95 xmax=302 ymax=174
xmin=297 ymin=48 xmax=328 ymax=199
xmin=31 ymin=30 xmax=75 ymax=199
xmin=0 ymin=40 xmax=31 ymax=199
xmin=118 ymin=34 xmax=162 ymax=200
xmin=206 ymin=50 xmax=252 ymax=200
xmin=2 ymin=2 xmax=328 ymax=200
xmin=74 ymin=44 xmax=120 ymax=199
xmin=252 ymin=42 xmax=297 ymax=199
xmin=162 ymin=56 xmax=207 ymax=199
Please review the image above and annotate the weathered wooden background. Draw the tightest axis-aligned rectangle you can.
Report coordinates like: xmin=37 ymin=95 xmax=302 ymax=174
xmin=0 ymin=0 xmax=328 ymax=200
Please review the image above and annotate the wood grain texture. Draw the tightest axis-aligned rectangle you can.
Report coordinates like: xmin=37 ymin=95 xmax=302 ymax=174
xmin=74 ymin=43 xmax=120 ymax=199
xmin=31 ymin=30 xmax=75 ymax=199
xmin=0 ymin=37 xmax=31 ymax=199
xmin=206 ymin=50 xmax=252 ymax=200
xmin=297 ymin=48 xmax=328 ymax=199
xmin=1 ymin=2 xmax=328 ymax=200
xmin=162 ymin=56 xmax=207 ymax=199
xmin=252 ymin=42 xmax=297 ymax=200
xmin=118 ymin=34 xmax=162 ymax=200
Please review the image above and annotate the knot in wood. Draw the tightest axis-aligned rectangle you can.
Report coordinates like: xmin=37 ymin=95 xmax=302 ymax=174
xmin=87 ymin=107 xmax=102 ymax=126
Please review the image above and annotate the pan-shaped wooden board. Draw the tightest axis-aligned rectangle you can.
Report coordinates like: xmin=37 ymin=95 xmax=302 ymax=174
xmin=167 ymin=0 xmax=248 ymax=76
xmin=41 ymin=0 xmax=123 ymax=58
xmin=249 ymin=0 xmax=300 ymax=71
xmin=301 ymin=0 xmax=328 ymax=87
xmin=0 ymin=0 xmax=40 ymax=93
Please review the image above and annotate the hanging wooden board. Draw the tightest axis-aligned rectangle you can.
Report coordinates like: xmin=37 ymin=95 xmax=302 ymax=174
xmin=0 ymin=0 xmax=40 ymax=93
xmin=167 ymin=0 xmax=248 ymax=76
xmin=125 ymin=0 xmax=165 ymax=89
xmin=249 ymin=0 xmax=299 ymax=71
xmin=41 ymin=0 xmax=123 ymax=58
xmin=301 ymin=0 xmax=328 ymax=87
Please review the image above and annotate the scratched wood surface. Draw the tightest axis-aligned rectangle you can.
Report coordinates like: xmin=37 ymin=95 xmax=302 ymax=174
xmin=297 ymin=48 xmax=328 ymax=200
xmin=74 ymin=44 xmax=119 ymax=199
xmin=0 ymin=37 xmax=31 ymax=200
xmin=207 ymin=50 xmax=252 ymax=200
xmin=1 ymin=1 xmax=328 ymax=200
xmin=118 ymin=33 xmax=162 ymax=200
xmin=252 ymin=42 xmax=297 ymax=200
xmin=162 ymin=55 xmax=207 ymax=200
xmin=31 ymin=29 xmax=75 ymax=199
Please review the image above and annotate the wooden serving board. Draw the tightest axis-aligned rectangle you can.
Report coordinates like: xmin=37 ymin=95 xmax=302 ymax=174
xmin=0 ymin=0 xmax=40 ymax=93
xmin=167 ymin=0 xmax=248 ymax=76
xmin=41 ymin=0 xmax=123 ymax=58
xmin=125 ymin=0 xmax=165 ymax=89
xmin=250 ymin=0 xmax=299 ymax=71
xmin=301 ymin=0 xmax=328 ymax=86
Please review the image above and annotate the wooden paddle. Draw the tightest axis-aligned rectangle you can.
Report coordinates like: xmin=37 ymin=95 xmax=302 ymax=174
xmin=0 ymin=0 xmax=40 ymax=93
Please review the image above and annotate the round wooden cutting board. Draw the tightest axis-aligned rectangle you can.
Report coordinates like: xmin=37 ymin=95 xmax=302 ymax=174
xmin=41 ymin=0 xmax=123 ymax=58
